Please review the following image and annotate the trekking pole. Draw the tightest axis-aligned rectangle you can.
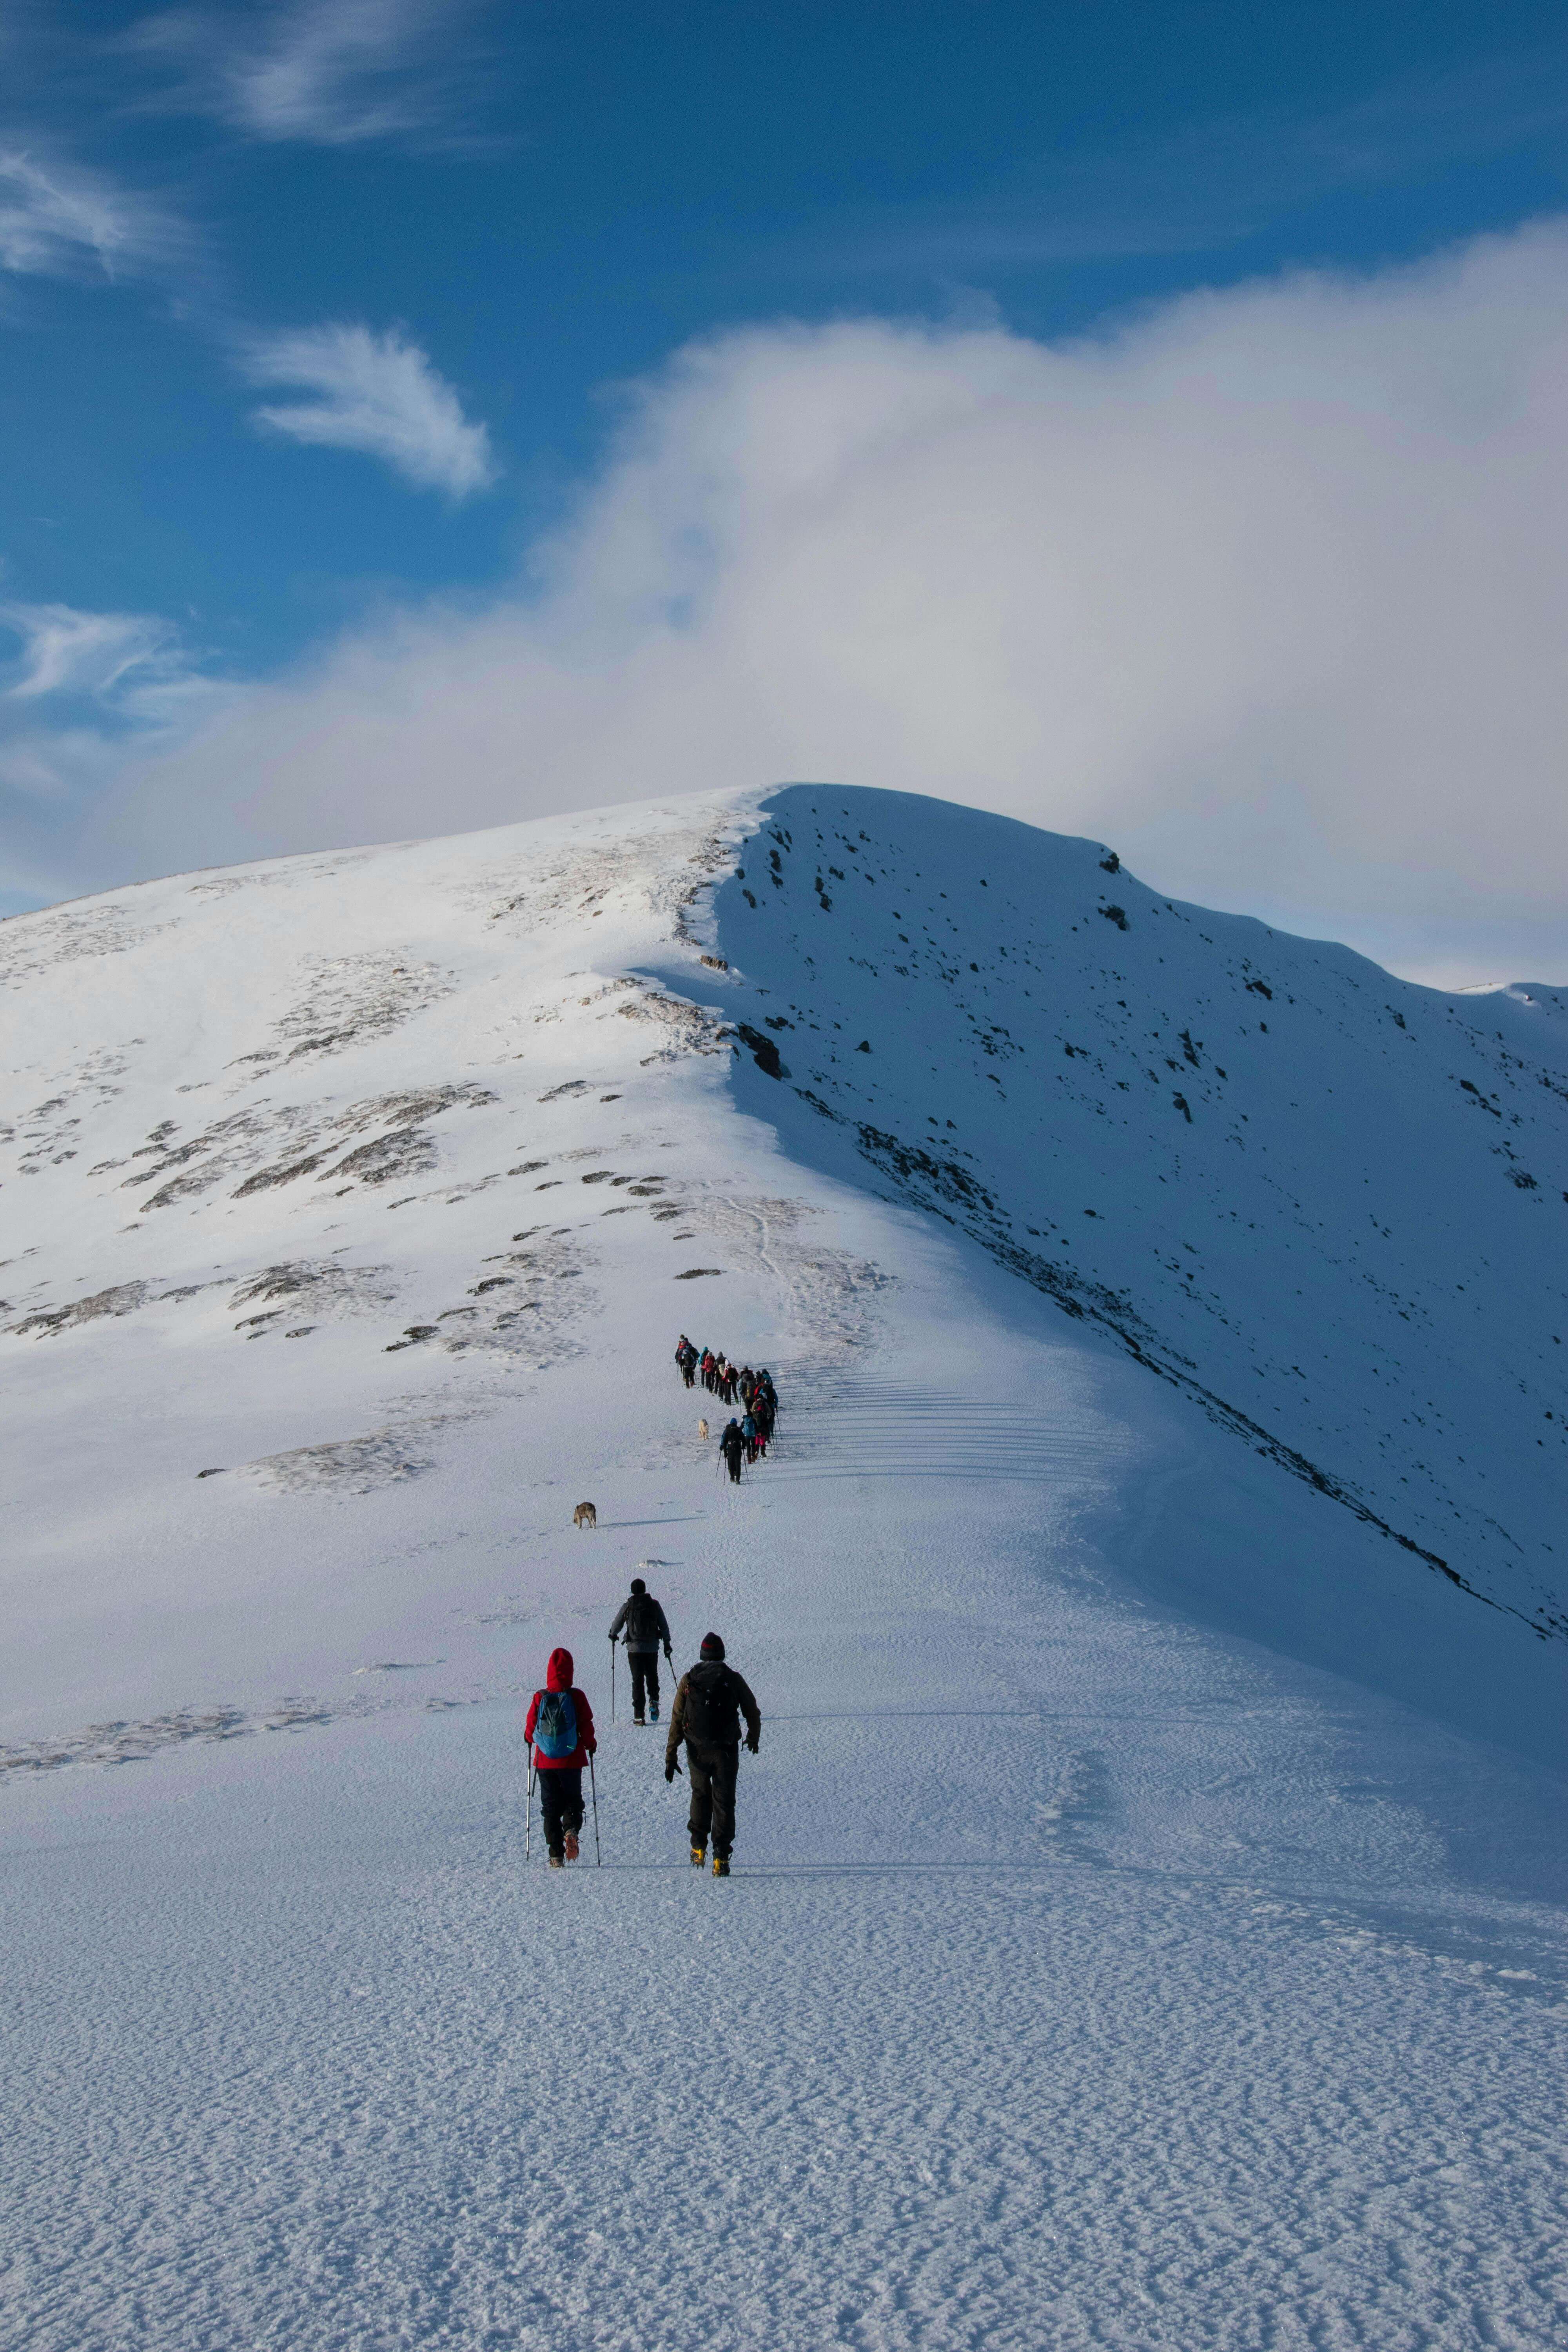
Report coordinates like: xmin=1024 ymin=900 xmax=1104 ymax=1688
xmin=589 ymin=1753 xmax=602 ymax=1866
xmin=524 ymin=1747 xmax=536 ymax=1864
xmin=610 ymin=1637 xmax=616 ymax=1724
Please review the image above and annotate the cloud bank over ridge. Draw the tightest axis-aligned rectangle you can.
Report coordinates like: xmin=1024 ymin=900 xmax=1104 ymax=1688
xmin=16 ymin=216 xmax=1568 ymax=982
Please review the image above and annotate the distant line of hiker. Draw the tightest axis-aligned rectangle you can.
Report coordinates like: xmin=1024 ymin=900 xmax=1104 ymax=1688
xmin=525 ymin=1571 xmax=760 ymax=1878
xmin=674 ymin=1335 xmax=779 ymax=1481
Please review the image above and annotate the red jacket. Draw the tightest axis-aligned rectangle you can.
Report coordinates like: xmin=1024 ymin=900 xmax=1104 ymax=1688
xmin=524 ymin=1646 xmax=597 ymax=1769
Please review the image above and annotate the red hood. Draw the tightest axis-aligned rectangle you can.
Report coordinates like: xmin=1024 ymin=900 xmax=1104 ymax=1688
xmin=546 ymin=1646 xmax=574 ymax=1691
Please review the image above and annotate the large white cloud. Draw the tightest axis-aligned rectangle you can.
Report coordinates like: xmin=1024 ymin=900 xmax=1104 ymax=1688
xmin=49 ymin=218 xmax=1568 ymax=980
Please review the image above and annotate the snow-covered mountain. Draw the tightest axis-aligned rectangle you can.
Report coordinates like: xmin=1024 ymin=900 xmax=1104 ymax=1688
xmin=702 ymin=790 xmax=1568 ymax=1762
xmin=720 ymin=795 xmax=1568 ymax=1633
xmin=4 ymin=784 xmax=1564 ymax=1765
xmin=5 ymin=787 xmax=1567 ymax=2352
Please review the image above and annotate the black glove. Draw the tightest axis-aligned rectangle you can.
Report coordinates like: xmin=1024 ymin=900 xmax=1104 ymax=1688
xmin=746 ymin=1732 xmax=760 ymax=1756
xmin=664 ymin=1760 xmax=677 ymax=1783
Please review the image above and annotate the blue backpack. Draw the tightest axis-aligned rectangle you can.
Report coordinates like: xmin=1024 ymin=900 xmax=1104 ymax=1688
xmin=534 ymin=1688 xmax=578 ymax=1760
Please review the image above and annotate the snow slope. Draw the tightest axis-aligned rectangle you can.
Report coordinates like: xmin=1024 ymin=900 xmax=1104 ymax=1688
xmin=698 ymin=790 xmax=1568 ymax=1767
xmin=2 ymin=786 xmax=1566 ymax=2350
xmin=1 ymin=795 xmax=751 ymax=1747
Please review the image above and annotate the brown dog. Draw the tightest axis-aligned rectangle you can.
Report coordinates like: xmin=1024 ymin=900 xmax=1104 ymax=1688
xmin=573 ymin=1501 xmax=597 ymax=1530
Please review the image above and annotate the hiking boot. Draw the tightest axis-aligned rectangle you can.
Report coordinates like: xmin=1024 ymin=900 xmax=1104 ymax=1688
xmin=690 ymin=1844 xmax=706 ymax=1867
xmin=548 ymin=1854 xmax=564 ymax=1870
xmin=633 ymin=1712 xmax=646 ymax=1726
xmin=650 ymin=1705 xmax=660 ymax=1724
xmin=713 ymin=1854 xmax=730 ymax=1878
xmin=564 ymin=1831 xmax=580 ymax=1862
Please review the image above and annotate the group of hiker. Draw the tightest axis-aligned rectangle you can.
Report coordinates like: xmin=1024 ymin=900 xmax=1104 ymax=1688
xmin=674 ymin=1336 xmax=780 ymax=1481
xmin=524 ymin=1575 xmax=760 ymax=1878
xmin=675 ymin=1336 xmax=733 ymax=1397
xmin=523 ymin=1339 xmax=781 ymax=1878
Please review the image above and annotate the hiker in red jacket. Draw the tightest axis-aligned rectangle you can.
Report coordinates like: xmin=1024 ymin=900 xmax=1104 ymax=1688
xmin=524 ymin=1646 xmax=597 ymax=1867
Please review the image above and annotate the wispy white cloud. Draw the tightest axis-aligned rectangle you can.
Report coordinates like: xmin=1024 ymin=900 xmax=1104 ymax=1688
xmin=3 ymin=604 xmax=179 ymax=701
xmin=0 ymin=147 xmax=185 ymax=283
xmin=0 ymin=602 xmax=226 ymax=838
xmin=817 ymin=43 xmax=1568 ymax=278
xmin=128 ymin=0 xmax=495 ymax=148
xmin=0 ymin=601 xmax=200 ymax=705
xmin=243 ymin=321 xmax=497 ymax=496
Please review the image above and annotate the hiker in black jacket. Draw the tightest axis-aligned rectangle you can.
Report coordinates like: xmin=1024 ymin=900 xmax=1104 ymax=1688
xmin=719 ymin=1418 xmax=745 ymax=1483
xmin=608 ymin=1576 xmax=673 ymax=1724
xmin=665 ymin=1632 xmax=761 ymax=1876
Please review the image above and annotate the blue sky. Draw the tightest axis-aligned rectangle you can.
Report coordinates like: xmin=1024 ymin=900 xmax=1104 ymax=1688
xmin=6 ymin=2 xmax=1568 ymax=976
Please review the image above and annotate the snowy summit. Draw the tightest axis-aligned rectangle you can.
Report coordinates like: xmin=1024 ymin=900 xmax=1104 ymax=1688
xmin=3 ymin=784 xmax=1566 ymax=2350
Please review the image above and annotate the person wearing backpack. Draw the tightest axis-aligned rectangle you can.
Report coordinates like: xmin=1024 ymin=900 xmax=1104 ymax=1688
xmin=524 ymin=1646 xmax=597 ymax=1867
xmin=719 ymin=1418 xmax=745 ymax=1483
xmin=608 ymin=1575 xmax=673 ymax=1725
xmin=664 ymin=1632 xmax=760 ymax=1876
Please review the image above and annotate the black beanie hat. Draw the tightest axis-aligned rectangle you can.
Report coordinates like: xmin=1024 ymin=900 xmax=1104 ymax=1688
xmin=700 ymin=1631 xmax=725 ymax=1661
xmin=630 ymin=1577 xmax=646 ymax=1595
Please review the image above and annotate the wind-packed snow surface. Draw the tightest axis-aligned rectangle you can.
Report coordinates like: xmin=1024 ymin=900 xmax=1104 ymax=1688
xmin=2 ymin=786 xmax=1566 ymax=2350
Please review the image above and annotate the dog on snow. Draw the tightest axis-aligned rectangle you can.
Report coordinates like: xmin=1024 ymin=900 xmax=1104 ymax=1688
xmin=573 ymin=1501 xmax=597 ymax=1530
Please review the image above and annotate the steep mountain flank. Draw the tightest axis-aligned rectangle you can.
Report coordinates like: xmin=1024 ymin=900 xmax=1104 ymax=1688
xmin=701 ymin=788 xmax=1568 ymax=1647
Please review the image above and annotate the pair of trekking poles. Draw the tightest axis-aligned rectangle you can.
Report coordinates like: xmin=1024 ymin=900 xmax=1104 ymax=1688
xmin=525 ymin=1638 xmax=680 ymax=1865
xmin=524 ymin=1748 xmax=601 ymax=1866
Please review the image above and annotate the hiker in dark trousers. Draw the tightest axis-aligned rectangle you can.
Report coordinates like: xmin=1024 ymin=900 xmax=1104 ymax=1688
xmin=608 ymin=1575 xmax=673 ymax=1724
xmin=666 ymin=1632 xmax=761 ymax=1875
xmin=524 ymin=1646 xmax=597 ymax=1866
xmin=720 ymin=1417 xmax=745 ymax=1483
